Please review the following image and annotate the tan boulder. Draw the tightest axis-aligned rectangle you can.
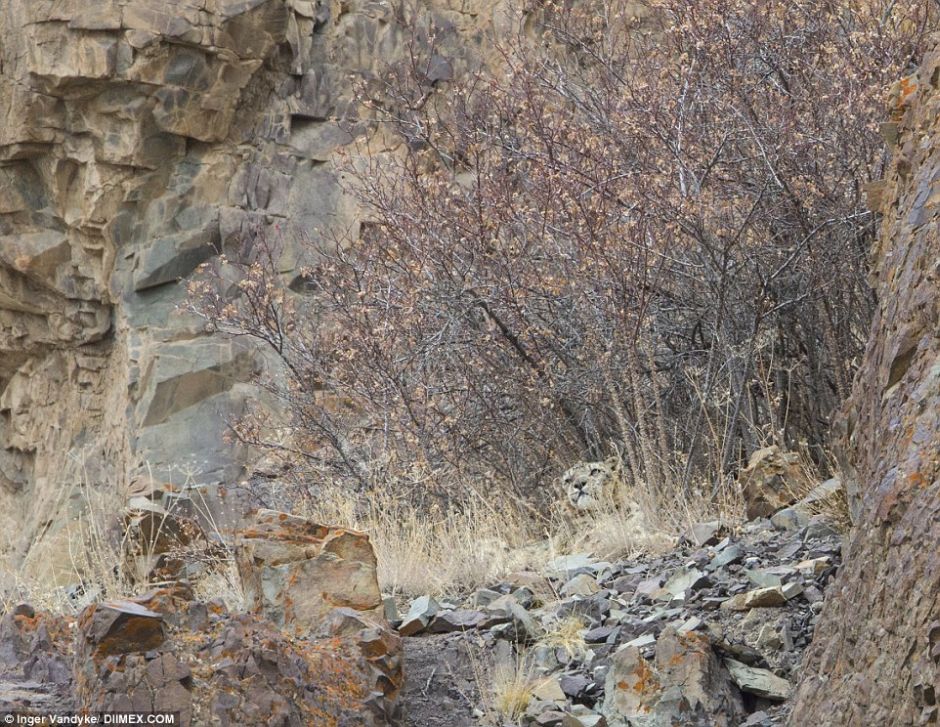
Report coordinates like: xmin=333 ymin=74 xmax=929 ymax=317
xmin=236 ymin=508 xmax=384 ymax=631
xmin=725 ymin=659 xmax=791 ymax=701
xmin=235 ymin=510 xmax=402 ymax=723
xmin=739 ymin=446 xmax=810 ymax=519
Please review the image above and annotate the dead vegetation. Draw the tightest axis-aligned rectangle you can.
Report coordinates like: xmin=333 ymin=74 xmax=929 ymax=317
xmin=0 ymin=463 xmax=244 ymax=615
xmin=189 ymin=0 xmax=931 ymax=542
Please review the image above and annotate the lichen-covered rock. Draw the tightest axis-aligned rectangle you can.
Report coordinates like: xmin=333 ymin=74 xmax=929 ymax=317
xmin=789 ymin=44 xmax=940 ymax=727
xmin=20 ymin=581 xmax=404 ymax=725
xmin=602 ymin=626 xmax=745 ymax=727
xmin=236 ymin=508 xmax=384 ymax=630
xmin=0 ymin=605 xmax=74 ymax=713
xmin=739 ymin=446 xmax=809 ymax=520
xmin=236 ymin=509 xmax=402 ymax=724
xmin=0 ymin=503 xmax=404 ymax=726
xmin=190 ymin=608 xmax=396 ymax=726
xmin=76 ymin=600 xmax=167 ymax=660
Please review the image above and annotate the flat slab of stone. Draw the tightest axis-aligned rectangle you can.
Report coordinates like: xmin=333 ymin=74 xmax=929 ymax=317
xmin=78 ymin=600 xmax=165 ymax=658
xmin=721 ymin=586 xmax=787 ymax=611
xmin=725 ymin=658 xmax=791 ymax=700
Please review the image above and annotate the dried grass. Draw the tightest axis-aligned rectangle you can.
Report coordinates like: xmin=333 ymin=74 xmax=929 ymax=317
xmin=301 ymin=486 xmax=549 ymax=598
xmin=776 ymin=446 xmax=852 ymax=535
xmin=537 ymin=616 xmax=587 ymax=660
xmin=551 ymin=462 xmax=741 ymax=564
xmin=482 ymin=650 xmax=547 ymax=724
xmin=490 ymin=662 xmax=536 ymax=722
xmin=787 ymin=449 xmax=852 ymax=534
xmin=803 ymin=485 xmax=851 ymax=533
xmin=0 ymin=440 xmax=749 ymax=617
xmin=0 ymin=461 xmax=244 ymax=615
xmin=302 ymin=465 xmax=711 ymax=600
xmin=0 ymin=458 xmax=129 ymax=613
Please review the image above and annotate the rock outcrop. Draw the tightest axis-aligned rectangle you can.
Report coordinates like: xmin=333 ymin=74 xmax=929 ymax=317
xmin=789 ymin=44 xmax=940 ymax=725
xmin=1 ymin=512 xmax=402 ymax=725
xmin=236 ymin=508 xmax=385 ymax=628
xmin=0 ymin=0 xmax=494 ymax=581
xmin=603 ymin=626 xmax=746 ymax=727
xmin=237 ymin=509 xmax=402 ymax=722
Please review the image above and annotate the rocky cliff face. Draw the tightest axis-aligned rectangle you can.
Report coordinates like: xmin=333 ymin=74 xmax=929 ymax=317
xmin=789 ymin=44 xmax=940 ymax=725
xmin=0 ymin=0 xmax=496 ymax=580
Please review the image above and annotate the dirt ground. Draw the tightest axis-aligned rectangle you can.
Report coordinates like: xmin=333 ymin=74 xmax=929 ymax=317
xmin=402 ymin=634 xmax=486 ymax=727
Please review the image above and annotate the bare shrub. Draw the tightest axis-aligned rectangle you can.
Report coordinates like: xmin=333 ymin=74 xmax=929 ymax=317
xmin=191 ymin=0 xmax=934 ymax=522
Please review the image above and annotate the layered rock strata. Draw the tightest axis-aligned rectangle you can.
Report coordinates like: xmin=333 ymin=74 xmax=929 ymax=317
xmin=790 ymin=44 xmax=940 ymax=725
xmin=0 ymin=0 xmax=494 ymax=580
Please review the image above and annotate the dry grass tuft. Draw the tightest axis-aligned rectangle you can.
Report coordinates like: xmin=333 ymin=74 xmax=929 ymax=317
xmin=786 ymin=447 xmax=852 ymax=534
xmin=485 ymin=651 xmax=545 ymax=723
xmin=537 ymin=616 xmax=587 ymax=660
xmin=551 ymin=472 xmax=740 ymax=564
xmin=803 ymin=485 xmax=851 ymax=533
xmin=641 ymin=479 xmax=746 ymax=541
xmin=556 ymin=498 xmax=671 ymax=562
xmin=302 ymin=463 xmax=733 ymax=599
xmin=491 ymin=670 xmax=534 ymax=721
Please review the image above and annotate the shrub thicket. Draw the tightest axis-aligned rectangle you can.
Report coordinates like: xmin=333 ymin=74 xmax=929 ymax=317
xmin=194 ymin=0 xmax=933 ymax=513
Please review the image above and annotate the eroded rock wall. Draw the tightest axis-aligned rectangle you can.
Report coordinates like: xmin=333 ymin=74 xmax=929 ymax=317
xmin=0 ymin=0 xmax=498 ymax=581
xmin=789 ymin=44 xmax=940 ymax=725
